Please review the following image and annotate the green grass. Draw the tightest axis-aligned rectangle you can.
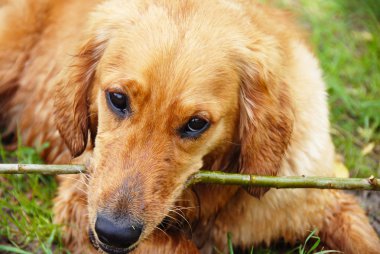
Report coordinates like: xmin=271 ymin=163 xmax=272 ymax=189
xmin=0 ymin=0 xmax=379 ymax=253
xmin=270 ymin=0 xmax=380 ymax=177
xmin=0 ymin=142 xmax=68 ymax=254
xmin=220 ymin=230 xmax=338 ymax=254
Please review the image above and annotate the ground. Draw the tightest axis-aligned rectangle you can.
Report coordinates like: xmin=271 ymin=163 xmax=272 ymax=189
xmin=0 ymin=0 xmax=379 ymax=253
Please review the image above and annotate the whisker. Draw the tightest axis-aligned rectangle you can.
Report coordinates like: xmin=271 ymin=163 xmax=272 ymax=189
xmin=154 ymin=225 xmax=170 ymax=238
xmin=172 ymin=206 xmax=197 ymax=210
xmin=158 ymin=212 xmax=181 ymax=225
xmin=61 ymin=174 xmax=90 ymax=188
xmin=60 ymin=175 xmax=90 ymax=193
xmin=168 ymin=208 xmax=192 ymax=234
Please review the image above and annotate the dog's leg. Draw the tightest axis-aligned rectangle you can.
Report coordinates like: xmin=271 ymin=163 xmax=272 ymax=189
xmin=208 ymin=189 xmax=379 ymax=254
xmin=53 ymin=174 xmax=98 ymax=254
xmin=320 ymin=191 xmax=380 ymax=254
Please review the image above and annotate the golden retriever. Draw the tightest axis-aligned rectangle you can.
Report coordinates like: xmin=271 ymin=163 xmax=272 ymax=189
xmin=0 ymin=0 xmax=379 ymax=253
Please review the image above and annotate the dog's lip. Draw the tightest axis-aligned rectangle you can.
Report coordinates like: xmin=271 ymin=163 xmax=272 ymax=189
xmin=89 ymin=228 xmax=138 ymax=254
xmin=98 ymin=241 xmax=137 ymax=254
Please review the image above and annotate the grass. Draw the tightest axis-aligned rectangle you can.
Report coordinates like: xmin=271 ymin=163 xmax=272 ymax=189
xmin=0 ymin=142 xmax=68 ymax=254
xmin=270 ymin=0 xmax=380 ymax=177
xmin=0 ymin=0 xmax=379 ymax=253
xmin=220 ymin=230 xmax=338 ymax=254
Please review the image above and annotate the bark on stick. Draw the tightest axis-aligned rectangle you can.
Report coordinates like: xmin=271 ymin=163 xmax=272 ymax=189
xmin=0 ymin=164 xmax=378 ymax=191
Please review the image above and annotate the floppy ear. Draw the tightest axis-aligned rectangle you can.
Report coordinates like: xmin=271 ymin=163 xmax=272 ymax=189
xmin=54 ymin=33 xmax=107 ymax=157
xmin=238 ymin=62 xmax=294 ymax=198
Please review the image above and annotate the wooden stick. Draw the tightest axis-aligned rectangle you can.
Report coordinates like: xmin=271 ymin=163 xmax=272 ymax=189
xmin=185 ymin=171 xmax=380 ymax=191
xmin=0 ymin=164 xmax=378 ymax=191
xmin=0 ymin=164 xmax=86 ymax=174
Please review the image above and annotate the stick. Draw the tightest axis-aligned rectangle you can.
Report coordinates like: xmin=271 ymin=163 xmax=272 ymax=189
xmin=0 ymin=164 xmax=378 ymax=191
xmin=0 ymin=164 xmax=86 ymax=174
xmin=185 ymin=171 xmax=380 ymax=191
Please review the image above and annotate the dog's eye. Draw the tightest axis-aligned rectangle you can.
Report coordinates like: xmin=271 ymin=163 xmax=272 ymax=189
xmin=106 ymin=91 xmax=131 ymax=117
xmin=179 ymin=117 xmax=210 ymax=139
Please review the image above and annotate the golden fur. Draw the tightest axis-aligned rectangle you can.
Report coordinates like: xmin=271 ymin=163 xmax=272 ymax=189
xmin=1 ymin=0 xmax=379 ymax=253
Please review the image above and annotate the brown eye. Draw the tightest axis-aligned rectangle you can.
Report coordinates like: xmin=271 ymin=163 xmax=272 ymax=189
xmin=179 ymin=117 xmax=210 ymax=139
xmin=187 ymin=118 xmax=208 ymax=132
xmin=106 ymin=91 xmax=131 ymax=117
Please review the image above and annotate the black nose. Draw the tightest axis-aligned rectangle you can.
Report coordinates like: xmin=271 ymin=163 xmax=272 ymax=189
xmin=95 ymin=214 xmax=143 ymax=249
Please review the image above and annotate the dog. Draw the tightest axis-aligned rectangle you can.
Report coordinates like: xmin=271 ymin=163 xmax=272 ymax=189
xmin=1 ymin=0 xmax=379 ymax=253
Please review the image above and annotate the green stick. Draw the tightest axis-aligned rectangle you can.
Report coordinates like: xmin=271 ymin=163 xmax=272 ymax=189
xmin=185 ymin=171 xmax=379 ymax=191
xmin=0 ymin=164 xmax=378 ymax=191
xmin=0 ymin=164 xmax=86 ymax=174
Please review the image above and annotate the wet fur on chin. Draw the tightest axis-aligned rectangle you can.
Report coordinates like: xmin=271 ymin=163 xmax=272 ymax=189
xmin=0 ymin=0 xmax=379 ymax=254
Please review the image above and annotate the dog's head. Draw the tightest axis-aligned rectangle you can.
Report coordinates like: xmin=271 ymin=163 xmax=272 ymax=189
xmin=55 ymin=1 xmax=293 ymax=253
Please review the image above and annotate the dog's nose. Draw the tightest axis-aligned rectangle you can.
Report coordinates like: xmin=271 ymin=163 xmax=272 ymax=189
xmin=95 ymin=214 xmax=143 ymax=249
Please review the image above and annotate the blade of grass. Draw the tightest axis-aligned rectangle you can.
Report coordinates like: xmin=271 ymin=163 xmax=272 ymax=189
xmin=227 ymin=232 xmax=234 ymax=254
xmin=0 ymin=245 xmax=33 ymax=254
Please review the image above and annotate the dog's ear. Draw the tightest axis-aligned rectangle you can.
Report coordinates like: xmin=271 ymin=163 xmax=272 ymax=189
xmin=238 ymin=60 xmax=294 ymax=198
xmin=54 ymin=32 xmax=107 ymax=157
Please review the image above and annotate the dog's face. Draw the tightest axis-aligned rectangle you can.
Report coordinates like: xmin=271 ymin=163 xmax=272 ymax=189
xmin=87 ymin=30 xmax=241 ymax=252
xmin=55 ymin=1 xmax=293 ymax=253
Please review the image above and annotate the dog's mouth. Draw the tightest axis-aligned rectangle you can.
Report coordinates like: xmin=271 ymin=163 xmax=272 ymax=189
xmin=89 ymin=228 xmax=138 ymax=254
